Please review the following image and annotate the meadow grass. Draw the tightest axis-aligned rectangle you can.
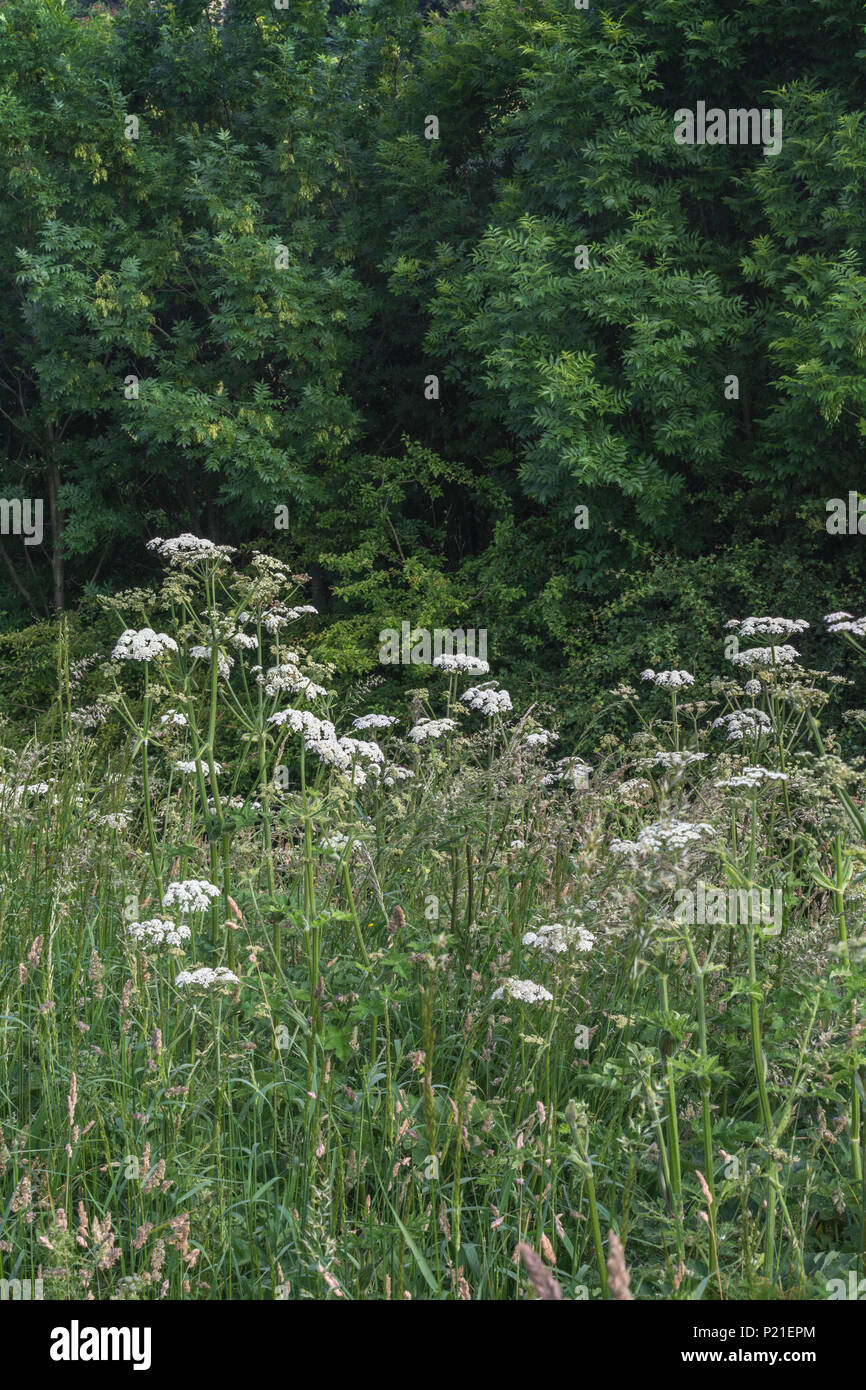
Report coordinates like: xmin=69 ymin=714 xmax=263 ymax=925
xmin=1 ymin=547 xmax=865 ymax=1301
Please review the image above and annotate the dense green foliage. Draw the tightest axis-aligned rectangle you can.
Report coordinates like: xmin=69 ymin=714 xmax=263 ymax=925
xmin=2 ymin=0 xmax=866 ymax=708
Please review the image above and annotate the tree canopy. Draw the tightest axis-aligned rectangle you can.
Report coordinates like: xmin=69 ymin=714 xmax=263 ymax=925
xmin=1 ymin=0 xmax=865 ymax=706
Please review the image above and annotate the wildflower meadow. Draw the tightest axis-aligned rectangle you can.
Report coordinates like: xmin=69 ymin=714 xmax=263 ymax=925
xmin=3 ymin=0 xmax=866 ymax=1344
xmin=1 ymin=533 xmax=866 ymax=1319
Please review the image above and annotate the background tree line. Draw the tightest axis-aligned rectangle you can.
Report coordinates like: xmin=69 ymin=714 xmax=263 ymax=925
xmin=1 ymin=0 xmax=866 ymax=718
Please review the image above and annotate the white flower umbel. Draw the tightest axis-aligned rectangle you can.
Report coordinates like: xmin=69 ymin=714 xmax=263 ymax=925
xmin=431 ymin=653 xmax=490 ymax=674
xmin=712 ymin=708 xmax=772 ymax=741
xmin=320 ymin=834 xmax=350 ymax=855
xmin=163 ymin=879 xmax=221 ymax=914
xmin=825 ymin=612 xmax=866 ymax=636
xmin=268 ymin=709 xmax=333 ymax=740
xmin=260 ymin=663 xmax=328 ymax=700
xmin=304 ymin=734 xmax=352 ymax=770
xmin=542 ymin=756 xmax=591 ymax=789
xmin=491 ymin=977 xmax=553 ymax=1005
xmin=112 ymin=628 xmax=178 ymax=663
xmin=646 ymin=750 xmax=708 ymax=770
xmin=174 ymin=759 xmax=222 ymax=778
xmin=714 ymin=766 xmax=789 ymax=790
xmin=408 ymin=718 xmax=457 ymax=742
xmin=189 ymin=645 xmax=235 ymax=680
xmin=159 ymin=709 xmax=188 ymax=727
xmin=460 ymin=682 xmax=513 ymax=716
xmin=729 ymin=645 xmax=799 ymax=667
xmin=286 ymin=605 xmax=318 ymax=621
xmin=0 ymin=780 xmax=52 ymax=802
xmin=337 ymin=736 xmax=385 ymax=765
xmin=127 ymin=918 xmax=191 ymax=949
xmin=383 ymin=764 xmax=415 ymax=787
xmin=522 ymin=923 xmax=595 ymax=958
xmin=524 ymin=729 xmax=558 ymax=748
xmin=351 ymin=714 xmax=399 ymax=731
xmin=175 ymin=966 xmax=240 ymax=991
xmin=727 ymin=617 xmax=809 ymax=640
xmin=640 ymin=669 xmax=695 ymax=688
xmin=147 ymin=535 xmax=235 ymax=568
xmin=610 ymin=818 xmax=715 ymax=857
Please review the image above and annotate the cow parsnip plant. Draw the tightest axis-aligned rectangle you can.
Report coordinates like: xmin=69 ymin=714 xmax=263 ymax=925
xmin=0 ymin=542 xmax=865 ymax=1299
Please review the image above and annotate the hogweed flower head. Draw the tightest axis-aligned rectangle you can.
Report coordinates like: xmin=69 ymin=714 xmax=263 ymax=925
xmin=729 ymin=645 xmax=799 ymax=667
xmin=352 ymin=714 xmax=398 ymax=731
xmin=712 ymin=708 xmax=772 ymax=741
xmin=174 ymin=760 xmax=222 ymax=778
xmin=159 ymin=709 xmax=188 ymax=728
xmin=610 ymin=818 xmax=715 ymax=857
xmin=175 ymin=966 xmax=239 ymax=991
xmin=163 ymin=879 xmax=221 ymax=914
xmin=524 ymin=729 xmax=558 ymax=748
xmin=491 ymin=977 xmax=553 ymax=1005
xmin=522 ymin=923 xmax=595 ymax=957
xmin=727 ymin=616 xmax=809 ymax=641
xmin=189 ymin=645 xmax=234 ymax=679
xmin=460 ymin=682 xmax=513 ymax=716
xmin=408 ymin=718 xmax=457 ymax=742
xmin=825 ymin=612 xmax=866 ymax=637
xmin=714 ymin=765 xmax=789 ymax=790
xmin=112 ymin=629 xmax=178 ymax=663
xmin=127 ymin=918 xmax=191 ymax=948
xmin=147 ymin=535 xmax=235 ymax=568
xmin=431 ymin=653 xmax=490 ymax=674
xmin=640 ymin=669 xmax=694 ymax=688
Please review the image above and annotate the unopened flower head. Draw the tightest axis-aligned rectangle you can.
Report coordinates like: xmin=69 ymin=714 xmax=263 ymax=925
xmin=112 ymin=628 xmax=178 ymax=663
